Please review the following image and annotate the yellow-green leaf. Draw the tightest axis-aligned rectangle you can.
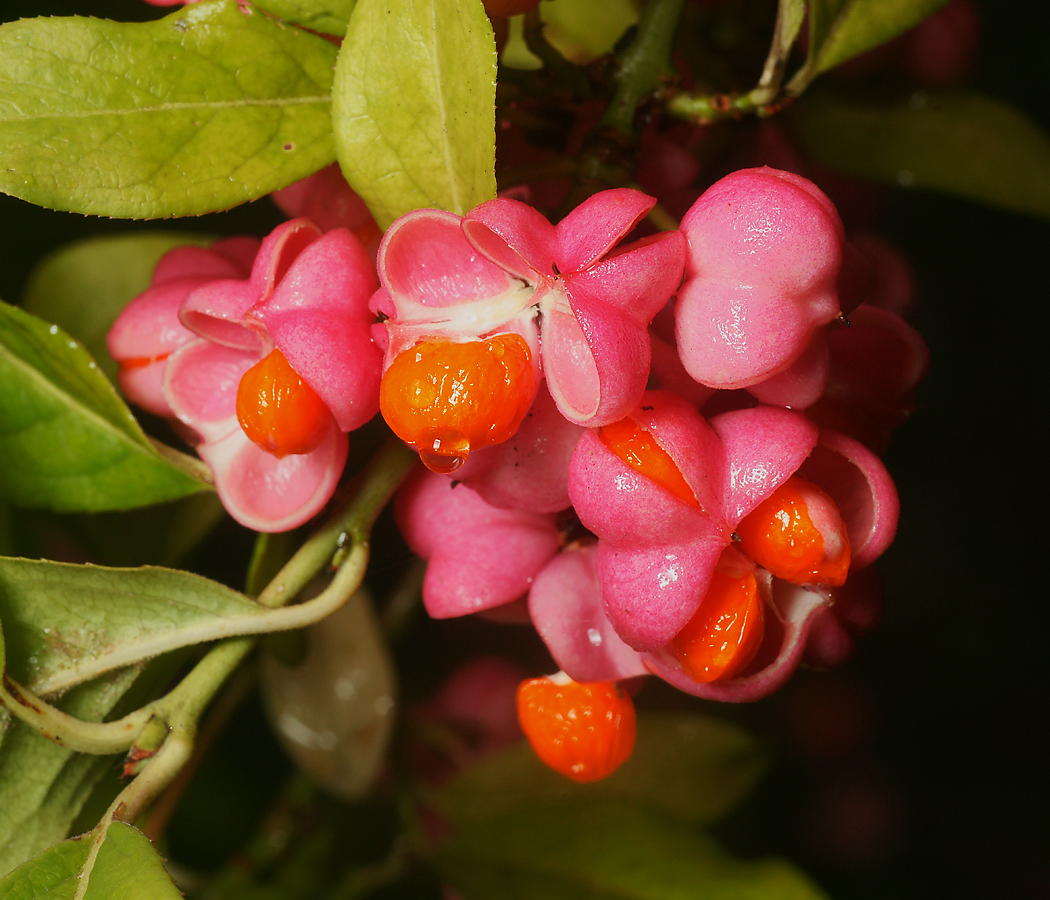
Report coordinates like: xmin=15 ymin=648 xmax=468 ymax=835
xmin=332 ymin=0 xmax=497 ymax=228
xmin=0 ymin=1 xmax=338 ymax=218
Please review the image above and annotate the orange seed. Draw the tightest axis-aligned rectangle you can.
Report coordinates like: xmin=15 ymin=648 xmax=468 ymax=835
xmin=380 ymin=334 xmax=536 ymax=474
xmin=235 ymin=348 xmax=334 ymax=458
xmin=599 ymin=416 xmax=699 ymax=509
xmin=516 ymin=676 xmax=636 ymax=783
xmin=736 ymin=476 xmax=851 ymax=586
xmin=674 ymin=550 xmax=765 ymax=683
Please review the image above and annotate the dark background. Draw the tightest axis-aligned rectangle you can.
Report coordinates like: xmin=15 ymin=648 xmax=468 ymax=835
xmin=1 ymin=1 xmax=1048 ymax=898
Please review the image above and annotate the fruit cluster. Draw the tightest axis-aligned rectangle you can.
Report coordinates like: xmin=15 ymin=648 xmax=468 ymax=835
xmin=109 ymin=164 xmax=926 ymax=781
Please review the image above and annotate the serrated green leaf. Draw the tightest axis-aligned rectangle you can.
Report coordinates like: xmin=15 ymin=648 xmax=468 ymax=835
xmin=0 ymin=1 xmax=338 ymax=218
xmin=436 ymin=713 xmax=765 ymax=828
xmin=438 ymin=801 xmax=829 ymax=900
xmin=0 ymin=300 xmax=211 ymax=512
xmin=22 ymin=233 xmax=213 ymax=383
xmin=0 ymin=823 xmax=181 ymax=899
xmin=790 ymin=88 xmax=1050 ymax=219
xmin=332 ymin=0 xmax=497 ymax=228
xmin=791 ymin=0 xmax=949 ymax=92
xmin=0 ymin=557 xmax=265 ymax=696
xmin=253 ymin=0 xmax=357 ymax=36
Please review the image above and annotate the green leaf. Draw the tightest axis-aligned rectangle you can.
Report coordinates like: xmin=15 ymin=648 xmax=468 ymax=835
xmin=0 ymin=822 xmax=181 ymax=899
xmin=0 ymin=669 xmax=135 ymax=880
xmin=0 ymin=832 xmax=90 ymax=898
xmin=0 ymin=603 xmax=188 ymax=877
xmin=83 ymin=824 xmax=182 ymax=900
xmin=437 ymin=801 xmax=829 ymax=900
xmin=253 ymin=0 xmax=357 ymax=36
xmin=0 ymin=557 xmax=265 ymax=696
xmin=436 ymin=713 xmax=765 ymax=828
xmin=0 ymin=1 xmax=338 ymax=218
xmin=0 ymin=300 xmax=211 ymax=512
xmin=777 ymin=0 xmax=807 ymax=57
xmin=790 ymin=87 xmax=1050 ymax=220
xmin=332 ymin=0 xmax=497 ymax=228
xmin=22 ymin=233 xmax=213 ymax=383
xmin=0 ymin=649 xmax=190 ymax=880
xmin=541 ymin=0 xmax=640 ymax=64
xmin=790 ymin=0 xmax=949 ymax=91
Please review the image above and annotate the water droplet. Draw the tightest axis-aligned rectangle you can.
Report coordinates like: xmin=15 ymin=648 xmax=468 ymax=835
xmin=419 ymin=449 xmax=465 ymax=474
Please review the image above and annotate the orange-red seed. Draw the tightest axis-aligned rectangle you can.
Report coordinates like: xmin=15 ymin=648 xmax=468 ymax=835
xmin=674 ymin=550 xmax=765 ymax=684
xmin=380 ymin=334 xmax=536 ymax=474
xmin=598 ymin=416 xmax=700 ymax=509
xmin=235 ymin=348 xmax=334 ymax=458
xmin=516 ymin=676 xmax=636 ymax=783
xmin=736 ymin=476 xmax=851 ymax=586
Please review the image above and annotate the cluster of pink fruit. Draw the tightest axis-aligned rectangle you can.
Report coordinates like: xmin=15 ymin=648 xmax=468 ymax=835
xmin=107 ymin=163 xmax=926 ymax=782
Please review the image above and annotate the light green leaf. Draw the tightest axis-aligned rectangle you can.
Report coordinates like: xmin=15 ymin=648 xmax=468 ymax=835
xmin=436 ymin=713 xmax=765 ymax=827
xmin=777 ymin=0 xmax=807 ymax=56
xmin=83 ymin=823 xmax=182 ymax=900
xmin=790 ymin=0 xmax=950 ymax=92
xmin=0 ymin=654 xmax=186 ymax=880
xmin=790 ymin=88 xmax=1050 ymax=219
xmin=0 ymin=822 xmax=181 ymax=899
xmin=0 ymin=831 xmax=90 ymax=898
xmin=332 ymin=0 xmax=497 ymax=228
xmin=22 ymin=233 xmax=213 ymax=383
xmin=0 ymin=573 xmax=188 ymax=879
xmin=0 ymin=1 xmax=338 ymax=218
xmin=253 ymin=0 xmax=357 ymax=36
xmin=541 ymin=0 xmax=640 ymax=64
xmin=0 ymin=557 xmax=264 ymax=696
xmin=0 ymin=301 xmax=211 ymax=512
xmin=437 ymin=801 xmax=829 ymax=900
xmin=0 ymin=670 xmax=134 ymax=880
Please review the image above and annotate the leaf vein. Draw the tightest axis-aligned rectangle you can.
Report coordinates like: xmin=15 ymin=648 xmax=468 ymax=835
xmin=0 ymin=94 xmax=330 ymax=124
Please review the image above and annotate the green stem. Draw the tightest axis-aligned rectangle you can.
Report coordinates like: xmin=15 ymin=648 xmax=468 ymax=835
xmin=0 ymin=439 xmax=416 ymax=760
xmin=601 ymin=0 xmax=686 ymax=136
xmin=257 ymin=438 xmax=417 ymax=609
xmin=667 ymin=0 xmax=804 ymax=124
xmin=643 ymin=198 xmax=680 ymax=232
xmin=0 ymin=674 xmax=152 ymax=755
xmin=142 ymin=659 xmax=256 ymax=841
xmin=754 ymin=0 xmax=806 ymax=104
xmin=665 ymin=88 xmax=792 ymax=124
